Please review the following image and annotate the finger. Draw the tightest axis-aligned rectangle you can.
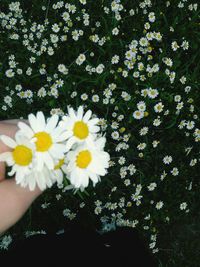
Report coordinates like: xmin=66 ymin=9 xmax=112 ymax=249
xmin=0 ymin=162 xmax=5 ymax=182
xmin=0 ymin=122 xmax=20 ymax=182
xmin=1 ymin=119 xmax=29 ymax=125
xmin=0 ymin=123 xmax=17 ymax=138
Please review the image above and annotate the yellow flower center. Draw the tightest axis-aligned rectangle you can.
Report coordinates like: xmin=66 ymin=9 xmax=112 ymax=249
xmin=12 ymin=145 xmax=33 ymax=166
xmin=54 ymin=158 xmax=65 ymax=170
xmin=34 ymin=132 xmax=53 ymax=152
xmin=73 ymin=121 xmax=89 ymax=140
xmin=76 ymin=150 xmax=92 ymax=169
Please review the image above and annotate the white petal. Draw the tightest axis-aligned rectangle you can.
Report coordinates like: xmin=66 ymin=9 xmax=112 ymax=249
xmin=17 ymin=122 xmax=34 ymax=138
xmin=51 ymin=126 xmax=66 ymax=139
xmin=7 ymin=157 xmax=15 ymax=166
xmin=43 ymin=152 xmax=54 ymax=170
xmin=87 ymin=118 xmax=99 ymax=126
xmin=82 ymin=173 xmax=89 ymax=188
xmin=66 ymin=161 xmax=76 ymax=172
xmin=0 ymin=135 xmax=16 ymax=148
xmin=15 ymin=133 xmax=26 ymax=144
xmin=86 ymin=136 xmax=95 ymax=147
xmin=77 ymin=106 xmax=84 ymax=120
xmin=45 ymin=114 xmax=59 ymax=133
xmin=49 ymin=145 xmax=65 ymax=159
xmin=77 ymin=170 xmax=88 ymax=188
xmin=8 ymin=168 xmax=16 ymax=177
xmin=83 ymin=110 xmax=92 ymax=122
xmin=88 ymin=171 xmax=98 ymax=184
xmin=69 ymin=169 xmax=79 ymax=184
xmin=99 ymin=151 xmax=110 ymax=164
xmin=16 ymin=177 xmax=25 ymax=186
xmin=66 ymin=120 xmax=75 ymax=130
xmin=53 ymin=131 xmax=73 ymax=142
xmin=61 ymin=164 xmax=68 ymax=174
xmin=46 ymin=176 xmax=54 ymax=188
xmin=90 ymin=125 xmax=100 ymax=133
xmin=55 ymin=170 xmax=63 ymax=184
xmin=68 ymin=107 xmax=77 ymax=120
xmin=95 ymin=137 xmax=106 ymax=150
xmin=0 ymin=152 xmax=12 ymax=162
xmin=29 ymin=174 xmax=36 ymax=191
xmin=64 ymin=185 xmax=74 ymax=191
xmin=36 ymin=173 xmax=46 ymax=191
xmin=74 ymin=176 xmax=82 ymax=188
xmin=15 ymin=169 xmax=24 ymax=181
xmin=61 ymin=115 xmax=69 ymax=123
xmin=37 ymin=111 xmax=46 ymax=131
xmin=36 ymin=153 xmax=44 ymax=171
xmin=28 ymin=113 xmax=41 ymax=133
xmin=66 ymin=150 xmax=76 ymax=160
xmin=15 ymin=171 xmax=25 ymax=183
xmin=54 ymin=143 xmax=67 ymax=152
xmin=44 ymin=167 xmax=54 ymax=187
xmin=88 ymin=161 xmax=106 ymax=176
xmin=65 ymin=137 xmax=77 ymax=152
xmin=59 ymin=118 xmax=74 ymax=131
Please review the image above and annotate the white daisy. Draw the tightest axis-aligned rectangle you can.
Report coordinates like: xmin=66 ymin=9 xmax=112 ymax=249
xmin=163 ymin=155 xmax=172 ymax=165
xmin=148 ymin=88 xmax=159 ymax=99
xmin=137 ymin=101 xmax=146 ymax=111
xmin=0 ymin=132 xmax=57 ymax=191
xmin=66 ymin=136 xmax=110 ymax=189
xmin=50 ymin=157 xmax=69 ymax=185
xmin=154 ymin=102 xmax=164 ymax=113
xmin=132 ymin=110 xmax=144 ymax=120
xmin=59 ymin=106 xmax=100 ymax=151
xmin=19 ymin=165 xmax=55 ymax=191
xmin=17 ymin=111 xmax=67 ymax=171
xmin=0 ymin=133 xmax=36 ymax=181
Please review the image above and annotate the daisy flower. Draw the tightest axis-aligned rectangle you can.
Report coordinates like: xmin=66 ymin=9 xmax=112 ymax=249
xmin=0 ymin=132 xmax=57 ymax=191
xmin=154 ymin=102 xmax=164 ymax=113
xmin=18 ymin=165 xmax=55 ymax=191
xmin=0 ymin=132 xmax=36 ymax=182
xmin=50 ymin=157 xmax=69 ymax=185
xmin=132 ymin=110 xmax=144 ymax=120
xmin=17 ymin=111 xmax=67 ymax=171
xmin=59 ymin=106 xmax=100 ymax=151
xmin=66 ymin=136 xmax=110 ymax=189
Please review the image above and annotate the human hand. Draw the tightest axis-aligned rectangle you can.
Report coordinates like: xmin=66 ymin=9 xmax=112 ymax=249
xmin=0 ymin=119 xmax=29 ymax=181
xmin=0 ymin=121 xmax=18 ymax=181
xmin=0 ymin=119 xmax=42 ymax=234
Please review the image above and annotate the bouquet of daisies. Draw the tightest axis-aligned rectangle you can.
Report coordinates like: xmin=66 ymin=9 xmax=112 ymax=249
xmin=0 ymin=106 xmax=110 ymax=192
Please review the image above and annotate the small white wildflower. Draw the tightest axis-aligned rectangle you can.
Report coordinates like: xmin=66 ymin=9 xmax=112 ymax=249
xmin=52 ymin=23 xmax=60 ymax=33
xmin=133 ymin=110 xmax=144 ymax=120
xmin=147 ymin=182 xmax=157 ymax=191
xmin=0 ymin=235 xmax=12 ymax=250
xmin=170 ymin=167 xmax=179 ymax=176
xmin=76 ymin=53 xmax=86 ymax=65
xmin=155 ymin=201 xmax=164 ymax=210
xmin=148 ymin=12 xmax=156 ymax=23
xmin=171 ymin=41 xmax=179 ymax=51
xmin=139 ymin=126 xmax=149 ymax=136
xmin=154 ymin=102 xmax=164 ymax=113
xmin=163 ymin=155 xmax=173 ymax=165
xmin=180 ymin=202 xmax=187 ymax=210
xmin=5 ymin=69 xmax=15 ymax=78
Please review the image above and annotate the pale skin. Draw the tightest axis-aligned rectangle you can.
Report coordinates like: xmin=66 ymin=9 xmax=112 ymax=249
xmin=0 ymin=119 xmax=42 ymax=235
